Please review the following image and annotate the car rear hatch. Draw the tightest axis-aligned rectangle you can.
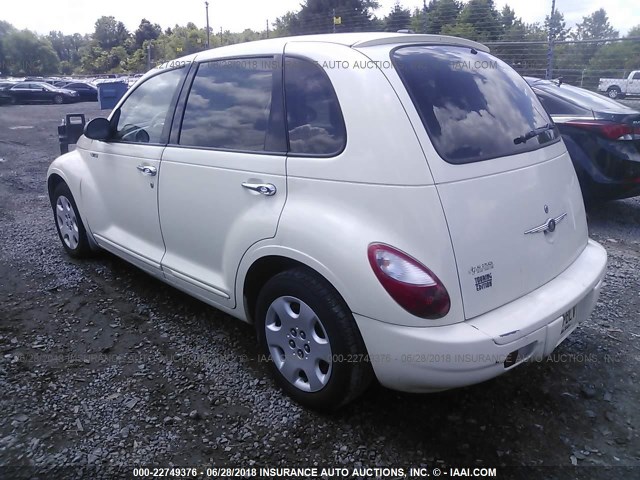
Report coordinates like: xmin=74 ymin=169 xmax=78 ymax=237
xmin=389 ymin=44 xmax=589 ymax=320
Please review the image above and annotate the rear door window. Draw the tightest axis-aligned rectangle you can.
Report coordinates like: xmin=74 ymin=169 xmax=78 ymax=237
xmin=284 ymin=57 xmax=346 ymax=156
xmin=392 ymin=46 xmax=559 ymax=164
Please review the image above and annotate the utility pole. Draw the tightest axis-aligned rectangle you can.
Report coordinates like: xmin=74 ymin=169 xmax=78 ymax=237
xmin=266 ymin=19 xmax=269 ymax=39
xmin=220 ymin=26 xmax=223 ymax=45
xmin=147 ymin=43 xmax=151 ymax=71
xmin=546 ymin=0 xmax=556 ymax=80
xmin=205 ymin=1 xmax=210 ymax=48
xmin=332 ymin=8 xmax=336 ymax=34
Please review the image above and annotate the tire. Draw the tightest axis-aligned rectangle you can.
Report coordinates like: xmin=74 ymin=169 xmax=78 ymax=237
xmin=607 ymin=87 xmax=621 ymax=99
xmin=53 ymin=94 xmax=64 ymax=104
xmin=255 ymin=267 xmax=373 ymax=411
xmin=51 ymin=182 xmax=92 ymax=258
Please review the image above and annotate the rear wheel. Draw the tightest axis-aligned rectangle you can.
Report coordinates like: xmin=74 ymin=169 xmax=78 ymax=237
xmin=53 ymin=94 xmax=64 ymax=104
xmin=51 ymin=182 xmax=92 ymax=258
xmin=607 ymin=87 xmax=621 ymax=99
xmin=255 ymin=268 xmax=372 ymax=410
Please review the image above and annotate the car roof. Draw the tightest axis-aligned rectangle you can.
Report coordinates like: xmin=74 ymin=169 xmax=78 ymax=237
xmin=156 ymin=32 xmax=489 ymax=70
xmin=525 ymin=76 xmax=638 ymax=115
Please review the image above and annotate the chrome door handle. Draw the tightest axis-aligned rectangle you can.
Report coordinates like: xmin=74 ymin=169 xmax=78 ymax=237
xmin=137 ymin=165 xmax=157 ymax=176
xmin=241 ymin=182 xmax=277 ymax=196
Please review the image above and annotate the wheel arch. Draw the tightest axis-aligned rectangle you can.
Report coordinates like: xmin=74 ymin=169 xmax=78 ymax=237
xmin=47 ymin=172 xmax=66 ymax=200
xmin=47 ymin=168 xmax=100 ymax=251
xmin=239 ymin=249 xmax=352 ymax=326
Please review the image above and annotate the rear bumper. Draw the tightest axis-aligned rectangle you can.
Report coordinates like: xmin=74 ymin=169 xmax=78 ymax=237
xmin=356 ymin=239 xmax=607 ymax=393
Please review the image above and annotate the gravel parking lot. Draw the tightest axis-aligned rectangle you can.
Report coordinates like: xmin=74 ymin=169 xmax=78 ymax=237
xmin=0 ymin=102 xmax=639 ymax=479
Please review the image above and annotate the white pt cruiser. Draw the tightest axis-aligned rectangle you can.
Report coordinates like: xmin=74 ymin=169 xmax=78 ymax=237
xmin=48 ymin=33 xmax=607 ymax=410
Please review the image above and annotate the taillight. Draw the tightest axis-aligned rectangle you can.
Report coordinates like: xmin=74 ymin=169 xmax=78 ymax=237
xmin=367 ymin=243 xmax=450 ymax=319
xmin=565 ymin=120 xmax=640 ymax=141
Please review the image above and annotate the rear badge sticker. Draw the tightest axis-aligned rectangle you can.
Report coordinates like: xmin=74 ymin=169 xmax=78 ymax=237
xmin=468 ymin=261 xmax=494 ymax=276
xmin=474 ymin=273 xmax=493 ymax=291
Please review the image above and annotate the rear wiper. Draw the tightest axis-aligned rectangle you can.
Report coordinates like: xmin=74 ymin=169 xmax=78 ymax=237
xmin=513 ymin=124 xmax=554 ymax=145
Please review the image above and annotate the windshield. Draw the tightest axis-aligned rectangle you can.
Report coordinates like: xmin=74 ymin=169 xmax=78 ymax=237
xmin=392 ymin=45 xmax=559 ymax=164
xmin=39 ymin=83 xmax=57 ymax=91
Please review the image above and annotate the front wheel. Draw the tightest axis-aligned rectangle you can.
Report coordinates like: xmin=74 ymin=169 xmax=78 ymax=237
xmin=53 ymin=94 xmax=64 ymax=104
xmin=255 ymin=268 xmax=373 ymax=410
xmin=51 ymin=182 xmax=92 ymax=258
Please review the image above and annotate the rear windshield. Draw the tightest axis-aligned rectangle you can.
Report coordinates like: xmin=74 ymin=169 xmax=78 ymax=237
xmin=532 ymin=81 xmax=638 ymax=114
xmin=392 ymin=46 xmax=559 ymax=164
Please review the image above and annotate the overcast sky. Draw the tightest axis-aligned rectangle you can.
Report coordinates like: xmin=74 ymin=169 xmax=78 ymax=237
xmin=2 ymin=0 xmax=637 ymax=36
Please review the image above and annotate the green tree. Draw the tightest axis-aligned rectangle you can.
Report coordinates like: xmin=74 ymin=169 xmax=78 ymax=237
xmin=458 ymin=0 xmax=502 ymax=41
xmin=583 ymin=27 xmax=640 ymax=87
xmin=425 ymin=0 xmax=461 ymax=35
xmin=134 ymin=19 xmax=162 ymax=49
xmin=122 ymin=46 xmax=148 ymax=73
xmin=441 ymin=22 xmax=476 ymax=39
xmin=490 ymin=22 xmax=548 ymax=78
xmin=568 ymin=9 xmax=619 ymax=72
xmin=272 ymin=12 xmax=298 ymax=37
xmin=94 ymin=16 xmax=130 ymax=49
xmin=153 ymin=22 xmax=207 ymax=63
xmin=0 ymin=20 xmax=17 ymax=74
xmin=79 ymin=42 xmax=105 ymax=73
xmin=59 ymin=60 xmax=73 ymax=75
xmin=499 ymin=5 xmax=516 ymax=32
xmin=410 ymin=7 xmax=427 ymax=34
xmin=572 ymin=9 xmax=618 ymax=40
xmin=3 ymin=29 xmax=59 ymax=75
xmin=544 ymin=10 xmax=571 ymax=41
xmin=384 ymin=2 xmax=411 ymax=32
xmin=289 ymin=0 xmax=380 ymax=35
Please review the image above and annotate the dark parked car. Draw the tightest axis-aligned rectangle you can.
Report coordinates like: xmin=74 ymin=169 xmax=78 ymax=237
xmin=0 ymin=82 xmax=16 ymax=105
xmin=59 ymin=82 xmax=98 ymax=101
xmin=526 ymin=77 xmax=640 ymax=202
xmin=5 ymin=82 xmax=79 ymax=104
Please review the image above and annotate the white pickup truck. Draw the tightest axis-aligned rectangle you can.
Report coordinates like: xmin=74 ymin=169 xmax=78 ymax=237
xmin=598 ymin=70 xmax=640 ymax=99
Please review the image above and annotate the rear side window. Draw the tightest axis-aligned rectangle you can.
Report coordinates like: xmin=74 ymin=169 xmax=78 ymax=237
xmin=536 ymin=81 xmax=636 ymax=113
xmin=392 ymin=46 xmax=559 ymax=164
xmin=534 ymin=90 xmax=591 ymax=116
xmin=284 ymin=57 xmax=346 ymax=156
xmin=179 ymin=58 xmax=275 ymax=152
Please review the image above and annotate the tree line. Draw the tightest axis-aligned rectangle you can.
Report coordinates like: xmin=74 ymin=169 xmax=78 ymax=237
xmin=0 ymin=0 xmax=637 ymax=77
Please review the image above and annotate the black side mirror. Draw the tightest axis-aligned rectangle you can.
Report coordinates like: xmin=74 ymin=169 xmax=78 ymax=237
xmin=84 ymin=117 xmax=111 ymax=141
xmin=42 ymin=87 xmax=47 ymax=91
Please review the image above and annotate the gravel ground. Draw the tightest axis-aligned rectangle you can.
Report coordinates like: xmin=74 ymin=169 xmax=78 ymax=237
xmin=0 ymin=102 xmax=639 ymax=480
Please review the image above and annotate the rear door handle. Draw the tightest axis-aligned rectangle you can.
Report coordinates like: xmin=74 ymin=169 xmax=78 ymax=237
xmin=241 ymin=182 xmax=276 ymax=196
xmin=137 ymin=165 xmax=157 ymax=176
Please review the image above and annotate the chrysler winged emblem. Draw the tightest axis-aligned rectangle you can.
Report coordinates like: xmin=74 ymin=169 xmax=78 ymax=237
xmin=524 ymin=212 xmax=567 ymax=235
